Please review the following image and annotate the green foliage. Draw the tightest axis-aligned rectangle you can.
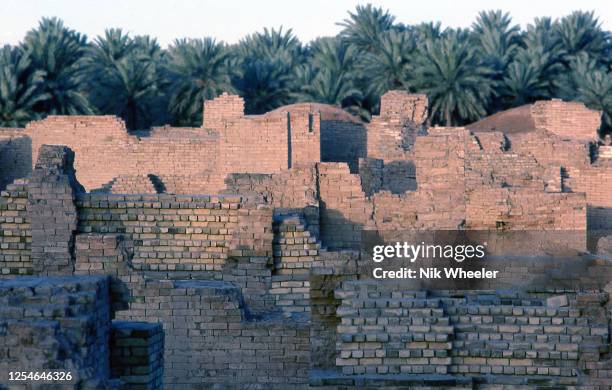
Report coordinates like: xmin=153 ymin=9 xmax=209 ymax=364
xmin=413 ymin=30 xmax=496 ymax=126
xmin=22 ymin=17 xmax=92 ymax=115
xmin=84 ymin=29 xmax=165 ymax=129
xmin=294 ymin=38 xmax=366 ymax=118
xmin=0 ymin=45 xmax=48 ymax=126
xmin=165 ymin=38 xmax=233 ymax=126
xmin=560 ymin=53 xmax=612 ymax=134
xmin=3 ymin=7 xmax=611 ymax=137
xmin=338 ymin=4 xmax=395 ymax=52
xmin=233 ymin=27 xmax=303 ymax=114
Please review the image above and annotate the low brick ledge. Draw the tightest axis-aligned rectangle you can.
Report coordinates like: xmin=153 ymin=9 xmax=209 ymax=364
xmin=309 ymin=371 xmax=590 ymax=387
xmin=309 ymin=371 xmax=473 ymax=386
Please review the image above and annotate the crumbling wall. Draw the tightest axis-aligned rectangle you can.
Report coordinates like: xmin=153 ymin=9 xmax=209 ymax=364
xmin=367 ymin=92 xmax=427 ymax=161
xmin=318 ymin=163 xmax=372 ymax=249
xmin=211 ymin=98 xmax=321 ymax=174
xmin=28 ymin=145 xmax=82 ymax=276
xmin=531 ymin=100 xmax=601 ymax=141
xmin=0 ymin=276 xmax=113 ymax=386
xmin=0 ymin=179 xmax=31 ymax=277
xmin=26 ymin=116 xmax=219 ymax=192
xmin=77 ymin=194 xmax=243 ymax=273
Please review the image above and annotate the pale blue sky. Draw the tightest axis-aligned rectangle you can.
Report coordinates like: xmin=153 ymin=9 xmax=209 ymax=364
xmin=1 ymin=0 xmax=610 ymax=47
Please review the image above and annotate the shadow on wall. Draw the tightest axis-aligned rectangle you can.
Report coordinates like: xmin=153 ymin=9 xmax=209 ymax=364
xmin=0 ymin=136 xmax=32 ymax=190
xmin=382 ymin=160 xmax=417 ymax=194
xmin=319 ymin=206 xmax=365 ymax=250
xmin=320 ymin=121 xmax=367 ymax=174
xmin=147 ymin=174 xmax=166 ymax=194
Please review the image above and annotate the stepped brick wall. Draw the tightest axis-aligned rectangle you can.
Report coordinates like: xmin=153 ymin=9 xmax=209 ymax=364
xmin=0 ymin=93 xmax=611 ymax=388
xmin=334 ymin=282 xmax=609 ymax=385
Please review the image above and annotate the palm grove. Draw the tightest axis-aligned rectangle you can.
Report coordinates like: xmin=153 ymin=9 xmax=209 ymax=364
xmin=1 ymin=5 xmax=611 ymax=137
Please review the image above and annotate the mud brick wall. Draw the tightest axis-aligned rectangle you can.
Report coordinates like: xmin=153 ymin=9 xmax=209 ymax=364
xmin=28 ymin=145 xmax=82 ymax=276
xmin=579 ymin=166 xmax=612 ymax=230
xmin=310 ymin=250 xmax=360 ymax=370
xmin=0 ymin=276 xmax=113 ymax=387
xmin=26 ymin=116 xmax=219 ymax=192
xmin=157 ymin=172 xmax=227 ymax=194
xmin=103 ymin=174 xmax=158 ymax=194
xmin=334 ymin=281 xmax=610 ymax=386
xmin=110 ymin=321 xmax=164 ymax=390
xmin=74 ymin=233 xmax=135 ymax=314
xmin=367 ymin=92 xmax=427 ymax=161
xmin=320 ymin=120 xmax=367 ymax=173
xmin=465 ymin=132 xmax=547 ymax=190
xmin=270 ymin=214 xmax=320 ymax=318
xmin=0 ymin=128 xmax=32 ymax=190
xmin=0 ymin=179 xmax=31 ymax=277
xmin=318 ymin=163 xmax=372 ymax=249
xmin=531 ymin=100 xmax=601 ymax=142
xmin=114 ymin=279 xmax=309 ymax=388
xmin=223 ymin=163 xmax=320 ymax=234
xmin=215 ymin=110 xmax=320 ymax=174
xmin=76 ymin=194 xmax=243 ymax=273
xmin=465 ymin=188 xmax=586 ymax=230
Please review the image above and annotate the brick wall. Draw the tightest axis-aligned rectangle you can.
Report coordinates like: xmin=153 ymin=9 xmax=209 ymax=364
xmin=367 ymin=91 xmax=428 ymax=161
xmin=0 ymin=128 xmax=32 ymax=190
xmin=110 ymin=321 xmax=164 ymax=389
xmin=26 ymin=116 xmax=219 ymax=192
xmin=333 ymin=281 xmax=610 ymax=386
xmin=0 ymin=276 xmax=114 ymax=386
xmin=0 ymin=179 xmax=30 ymax=277
xmin=531 ymin=100 xmax=601 ymax=142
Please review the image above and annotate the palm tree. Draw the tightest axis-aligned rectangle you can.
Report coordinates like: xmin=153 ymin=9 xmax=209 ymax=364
xmin=413 ymin=30 xmax=497 ymax=126
xmin=165 ymin=38 xmax=233 ymax=126
xmin=560 ymin=53 xmax=612 ymax=136
xmin=471 ymin=11 xmax=520 ymax=72
xmin=85 ymin=29 xmax=162 ymax=129
xmin=500 ymin=60 xmax=550 ymax=106
xmin=555 ymin=11 xmax=609 ymax=65
xmin=471 ymin=11 xmax=520 ymax=112
xmin=518 ymin=18 xmax=566 ymax=98
xmin=234 ymin=27 xmax=303 ymax=114
xmin=338 ymin=4 xmax=395 ymax=52
xmin=0 ymin=45 xmax=48 ymax=126
xmin=358 ymin=30 xmax=415 ymax=99
xmin=294 ymin=38 xmax=365 ymax=118
xmin=22 ymin=17 xmax=92 ymax=115
xmin=412 ymin=22 xmax=444 ymax=44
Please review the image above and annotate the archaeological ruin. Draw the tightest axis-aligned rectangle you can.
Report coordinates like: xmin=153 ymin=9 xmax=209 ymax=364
xmin=0 ymin=91 xmax=611 ymax=388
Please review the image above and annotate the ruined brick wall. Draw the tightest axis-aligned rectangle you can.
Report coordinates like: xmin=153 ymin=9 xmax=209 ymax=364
xmin=110 ymin=321 xmax=164 ymax=389
xmin=0 ymin=276 xmax=113 ymax=386
xmin=0 ymin=179 xmax=30 ymax=277
xmin=333 ymin=282 xmax=609 ymax=386
xmin=28 ymin=145 xmax=82 ymax=276
xmin=531 ymin=100 xmax=601 ymax=141
xmin=113 ymin=280 xmax=310 ymax=388
xmin=318 ymin=163 xmax=372 ymax=249
xmin=367 ymin=92 xmax=428 ymax=161
xmin=213 ymin=106 xmax=321 ymax=175
xmin=76 ymin=194 xmax=244 ymax=273
xmin=0 ymin=128 xmax=32 ymax=190
xmin=580 ymin=166 xmax=612 ymax=229
xmin=26 ymin=116 xmax=219 ymax=192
